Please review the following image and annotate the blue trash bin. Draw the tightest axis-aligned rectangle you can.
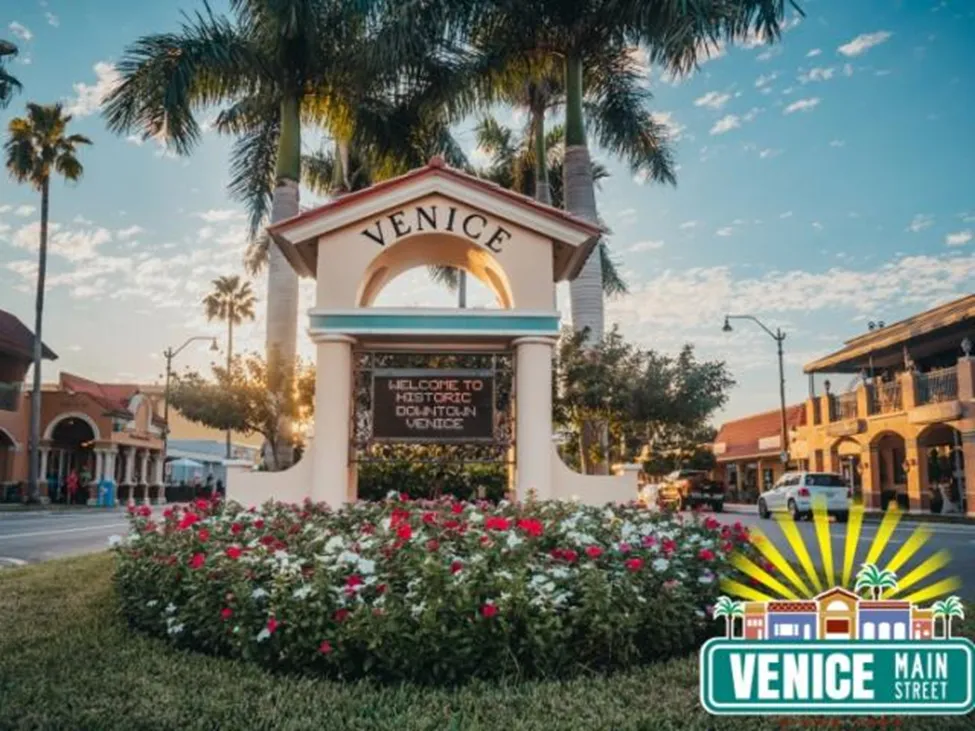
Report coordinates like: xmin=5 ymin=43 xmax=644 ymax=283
xmin=98 ymin=479 xmax=117 ymax=508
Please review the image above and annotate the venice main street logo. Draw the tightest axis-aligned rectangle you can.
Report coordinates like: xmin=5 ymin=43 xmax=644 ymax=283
xmin=700 ymin=502 xmax=974 ymax=716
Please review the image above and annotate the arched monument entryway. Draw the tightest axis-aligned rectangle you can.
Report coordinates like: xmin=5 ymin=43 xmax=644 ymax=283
xmin=228 ymin=157 xmax=644 ymax=507
xmin=45 ymin=414 xmax=97 ymax=503
xmin=918 ymin=423 xmax=967 ymax=513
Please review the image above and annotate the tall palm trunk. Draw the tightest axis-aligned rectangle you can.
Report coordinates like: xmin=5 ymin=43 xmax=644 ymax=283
xmin=564 ymin=53 xmax=604 ymax=344
xmin=225 ymin=304 xmax=234 ymax=460
xmin=532 ymin=102 xmax=551 ymax=206
xmin=564 ymin=53 xmax=608 ymax=474
xmin=27 ymin=178 xmax=49 ymax=502
xmin=265 ymin=95 xmax=301 ymax=469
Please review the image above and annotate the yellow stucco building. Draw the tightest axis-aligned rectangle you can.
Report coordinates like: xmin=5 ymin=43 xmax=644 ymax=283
xmin=714 ymin=294 xmax=975 ymax=515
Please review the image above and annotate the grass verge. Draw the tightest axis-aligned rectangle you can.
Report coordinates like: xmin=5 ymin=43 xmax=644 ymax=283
xmin=0 ymin=553 xmax=973 ymax=731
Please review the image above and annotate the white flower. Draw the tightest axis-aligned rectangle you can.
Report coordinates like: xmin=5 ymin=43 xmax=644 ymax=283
xmin=358 ymin=558 xmax=376 ymax=575
xmin=107 ymin=534 xmax=123 ymax=548
xmin=164 ymin=602 xmax=177 ymax=615
xmin=323 ymin=535 xmax=345 ymax=553
xmin=167 ymin=623 xmax=184 ymax=636
xmin=292 ymin=585 xmax=314 ymax=600
xmin=698 ymin=574 xmax=714 ymax=585
xmin=251 ymin=588 xmax=268 ymax=601
xmin=505 ymin=533 xmax=524 ymax=550
xmin=338 ymin=550 xmax=359 ymax=565
xmin=146 ymin=600 xmax=158 ymax=608
xmin=411 ymin=602 xmax=426 ymax=617
xmin=652 ymin=558 xmax=670 ymax=572
xmin=256 ymin=628 xmax=271 ymax=642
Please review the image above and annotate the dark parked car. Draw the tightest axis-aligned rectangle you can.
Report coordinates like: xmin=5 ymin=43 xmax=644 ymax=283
xmin=657 ymin=469 xmax=725 ymax=512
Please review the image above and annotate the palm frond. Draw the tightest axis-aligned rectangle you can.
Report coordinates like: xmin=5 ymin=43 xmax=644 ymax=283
xmin=598 ymin=239 xmax=628 ymax=298
xmin=223 ymin=98 xmax=280 ymax=237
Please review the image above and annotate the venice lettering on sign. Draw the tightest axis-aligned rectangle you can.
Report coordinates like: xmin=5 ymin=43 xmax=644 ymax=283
xmin=372 ymin=372 xmax=494 ymax=442
xmin=360 ymin=204 xmax=512 ymax=253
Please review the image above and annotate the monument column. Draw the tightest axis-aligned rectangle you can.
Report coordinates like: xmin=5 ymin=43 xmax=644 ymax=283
xmin=513 ymin=337 xmax=555 ymax=501
xmin=311 ymin=334 xmax=355 ymax=506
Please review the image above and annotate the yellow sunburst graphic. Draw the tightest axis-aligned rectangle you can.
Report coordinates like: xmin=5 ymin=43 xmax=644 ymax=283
xmin=719 ymin=500 xmax=961 ymax=603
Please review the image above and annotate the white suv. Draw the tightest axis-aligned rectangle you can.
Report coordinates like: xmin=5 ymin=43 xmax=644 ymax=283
xmin=758 ymin=472 xmax=851 ymax=523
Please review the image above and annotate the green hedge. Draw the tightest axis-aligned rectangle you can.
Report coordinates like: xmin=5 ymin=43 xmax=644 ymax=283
xmin=356 ymin=460 xmax=508 ymax=502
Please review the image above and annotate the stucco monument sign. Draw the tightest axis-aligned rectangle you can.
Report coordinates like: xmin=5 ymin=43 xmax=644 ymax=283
xmin=227 ymin=157 xmax=642 ymax=507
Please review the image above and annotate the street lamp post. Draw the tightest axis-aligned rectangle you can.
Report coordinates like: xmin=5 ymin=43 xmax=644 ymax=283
xmin=162 ymin=337 xmax=218 ymax=468
xmin=722 ymin=315 xmax=790 ymax=464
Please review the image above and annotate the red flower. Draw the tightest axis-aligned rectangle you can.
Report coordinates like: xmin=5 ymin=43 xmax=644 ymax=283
xmin=698 ymin=548 xmax=715 ymax=561
xmin=253 ymin=519 xmax=265 ymax=530
xmin=451 ymin=502 xmax=464 ymax=514
xmin=479 ymin=535 xmax=492 ymax=547
xmin=377 ymin=584 xmax=387 ymax=594
xmin=198 ymin=528 xmax=210 ymax=542
xmin=443 ymin=519 xmax=461 ymax=530
xmin=225 ymin=546 xmax=242 ymax=560
xmin=346 ymin=574 xmax=363 ymax=590
xmin=421 ymin=511 xmax=437 ymax=525
xmin=426 ymin=539 xmax=440 ymax=552
xmin=450 ymin=560 xmax=463 ymax=574
xmin=721 ymin=541 xmax=734 ymax=553
xmin=163 ymin=507 xmax=174 ymax=519
xmin=480 ymin=603 xmax=498 ymax=618
xmin=399 ymin=492 xmax=410 ymax=502
xmin=333 ymin=608 xmax=350 ymax=623
xmin=391 ymin=508 xmax=411 ymax=526
xmin=260 ymin=535 xmax=276 ymax=546
xmin=220 ymin=608 xmax=233 ymax=621
xmin=177 ymin=513 xmax=200 ymax=530
xmin=662 ymin=538 xmax=677 ymax=555
xmin=625 ymin=557 xmax=644 ymax=572
xmin=319 ymin=640 xmax=333 ymax=655
xmin=360 ymin=523 xmax=375 ymax=535
xmin=396 ymin=523 xmax=413 ymax=540
xmin=720 ymin=525 xmax=731 ymax=537
xmin=266 ymin=617 xmax=279 ymax=634
xmin=137 ymin=505 xmax=152 ymax=518
xmin=144 ymin=520 xmax=157 ymax=533
xmin=516 ymin=518 xmax=543 ymax=537
xmin=188 ymin=552 xmax=206 ymax=570
xmin=642 ymin=535 xmax=657 ymax=548
xmin=230 ymin=522 xmax=243 ymax=535
xmin=585 ymin=546 xmax=603 ymax=559
xmin=704 ymin=517 xmax=721 ymax=531
xmin=194 ymin=498 xmax=210 ymax=512
xmin=484 ymin=516 xmax=511 ymax=531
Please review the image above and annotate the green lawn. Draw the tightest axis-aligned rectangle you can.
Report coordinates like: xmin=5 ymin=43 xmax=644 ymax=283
xmin=0 ymin=554 xmax=972 ymax=731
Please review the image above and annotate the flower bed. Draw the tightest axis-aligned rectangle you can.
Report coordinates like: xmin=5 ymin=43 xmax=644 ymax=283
xmin=114 ymin=496 xmax=754 ymax=684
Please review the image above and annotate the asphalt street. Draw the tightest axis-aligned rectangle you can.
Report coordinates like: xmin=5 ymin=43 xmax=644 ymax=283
xmin=2 ymin=506 xmax=975 ymax=601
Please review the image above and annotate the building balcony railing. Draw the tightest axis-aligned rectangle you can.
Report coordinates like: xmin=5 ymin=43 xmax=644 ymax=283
xmin=0 ymin=381 xmax=22 ymax=412
xmin=829 ymin=391 xmax=859 ymax=422
xmin=916 ymin=366 xmax=958 ymax=405
xmin=868 ymin=380 xmax=903 ymax=415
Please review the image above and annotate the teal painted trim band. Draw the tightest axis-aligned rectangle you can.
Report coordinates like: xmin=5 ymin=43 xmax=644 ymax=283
xmin=310 ymin=313 xmax=559 ymax=334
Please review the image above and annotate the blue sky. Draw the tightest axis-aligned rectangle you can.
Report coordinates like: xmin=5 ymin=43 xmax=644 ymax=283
xmin=0 ymin=0 xmax=973 ymax=425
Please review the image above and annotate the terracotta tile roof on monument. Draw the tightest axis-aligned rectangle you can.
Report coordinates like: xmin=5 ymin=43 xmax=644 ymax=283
xmin=0 ymin=309 xmax=57 ymax=361
xmin=712 ymin=404 xmax=806 ymax=461
xmin=767 ymin=601 xmax=817 ymax=612
xmin=268 ymin=155 xmax=605 ymax=237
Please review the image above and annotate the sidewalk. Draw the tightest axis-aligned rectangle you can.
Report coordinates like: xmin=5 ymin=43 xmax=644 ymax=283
xmin=722 ymin=502 xmax=975 ymax=525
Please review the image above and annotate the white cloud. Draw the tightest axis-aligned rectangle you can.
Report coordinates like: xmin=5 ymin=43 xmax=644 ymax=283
xmin=694 ymin=91 xmax=731 ymax=110
xmin=73 ymin=215 xmax=93 ymax=225
xmin=783 ymin=97 xmax=820 ymax=114
xmin=759 ymin=148 xmax=782 ymax=159
xmin=0 ymin=205 xmax=11 ymax=214
xmin=15 ymin=205 xmax=35 ymax=217
xmin=679 ymin=220 xmax=699 ymax=230
xmin=829 ymin=139 xmax=846 ymax=148
xmin=757 ymin=46 xmax=782 ymax=62
xmin=11 ymin=222 xmax=112 ymax=261
xmin=9 ymin=22 xmax=32 ymax=42
xmin=650 ymin=111 xmax=685 ymax=142
xmin=799 ymin=67 xmax=835 ymax=83
xmin=812 ymin=221 xmax=824 ymax=231
xmin=946 ymin=230 xmax=972 ymax=247
xmin=716 ymin=227 xmax=734 ymax=237
xmin=838 ymin=31 xmax=892 ymax=57
xmin=807 ymin=49 xmax=822 ymax=58
xmin=710 ymin=115 xmax=740 ymax=135
xmin=117 ymin=225 xmax=145 ymax=240
xmin=196 ymin=209 xmax=244 ymax=223
xmin=779 ymin=211 xmax=793 ymax=219
xmin=627 ymin=240 xmax=665 ymax=253
xmin=66 ymin=62 xmax=121 ymax=117
xmin=843 ymin=63 xmax=854 ymax=77
xmin=906 ymin=214 xmax=934 ymax=233
xmin=45 ymin=12 xmax=59 ymax=27
xmin=755 ymin=72 xmax=778 ymax=89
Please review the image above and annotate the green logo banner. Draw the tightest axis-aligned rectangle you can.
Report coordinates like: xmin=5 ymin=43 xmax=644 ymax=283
xmin=700 ymin=639 xmax=975 ymax=715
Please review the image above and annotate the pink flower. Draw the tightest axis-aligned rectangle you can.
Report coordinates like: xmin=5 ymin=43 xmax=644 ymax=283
xmin=333 ymin=608 xmax=350 ymax=623
xmin=137 ymin=505 xmax=152 ymax=518
xmin=230 ymin=522 xmax=243 ymax=535
xmin=225 ymin=546 xmax=242 ymax=560
xmin=450 ymin=560 xmax=463 ymax=574
xmin=220 ymin=607 xmax=233 ymax=621
xmin=704 ymin=517 xmax=721 ymax=531
xmin=198 ymin=528 xmax=210 ymax=542
xmin=625 ymin=557 xmax=644 ymax=572
xmin=319 ymin=640 xmax=333 ymax=655
xmin=266 ymin=617 xmax=279 ymax=634
xmin=399 ymin=492 xmax=410 ymax=502
xmin=253 ymin=519 xmax=265 ymax=530
xmin=585 ymin=546 xmax=603 ymax=559
xmin=480 ymin=603 xmax=498 ymax=618
xmin=188 ymin=552 xmax=205 ymax=570
xmin=421 ymin=511 xmax=437 ymax=525
xmin=698 ymin=548 xmax=715 ymax=561
xmin=426 ymin=539 xmax=440 ymax=552
xmin=618 ymin=542 xmax=632 ymax=554
xmin=642 ymin=535 xmax=657 ymax=548
xmin=662 ymin=538 xmax=677 ymax=555
xmin=451 ymin=503 xmax=464 ymax=514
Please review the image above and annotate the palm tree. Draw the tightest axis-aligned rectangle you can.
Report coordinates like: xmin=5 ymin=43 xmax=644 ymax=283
xmin=203 ymin=276 xmax=257 ymax=458
xmin=854 ymin=563 xmax=899 ymax=601
xmin=932 ymin=596 xmax=964 ymax=639
xmin=0 ymin=40 xmax=21 ymax=108
xmin=4 ymin=103 xmax=91 ymax=501
xmin=713 ymin=596 xmax=745 ymax=639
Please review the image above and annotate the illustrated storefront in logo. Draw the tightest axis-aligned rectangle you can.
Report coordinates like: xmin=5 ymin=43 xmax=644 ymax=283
xmin=700 ymin=504 xmax=975 ymax=716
